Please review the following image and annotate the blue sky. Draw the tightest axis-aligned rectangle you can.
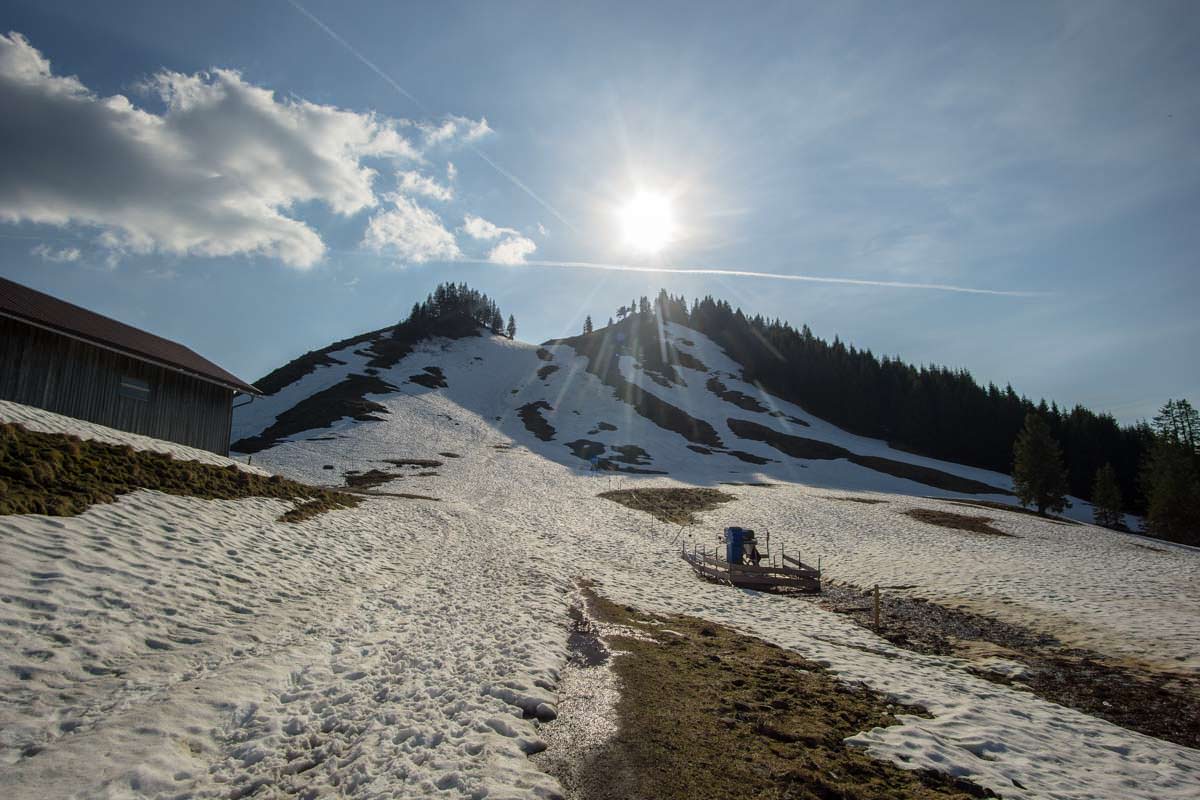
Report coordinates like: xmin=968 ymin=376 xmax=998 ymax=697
xmin=1 ymin=0 xmax=1196 ymax=423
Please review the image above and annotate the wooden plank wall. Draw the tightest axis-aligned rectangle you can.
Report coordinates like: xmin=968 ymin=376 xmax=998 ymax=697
xmin=1 ymin=317 xmax=234 ymax=454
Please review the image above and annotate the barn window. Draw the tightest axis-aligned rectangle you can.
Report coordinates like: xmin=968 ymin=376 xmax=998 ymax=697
xmin=118 ymin=375 xmax=151 ymax=402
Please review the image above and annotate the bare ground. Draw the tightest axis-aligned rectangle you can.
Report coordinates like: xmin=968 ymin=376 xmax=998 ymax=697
xmin=813 ymin=583 xmax=1200 ymax=749
xmin=537 ymin=586 xmax=997 ymax=800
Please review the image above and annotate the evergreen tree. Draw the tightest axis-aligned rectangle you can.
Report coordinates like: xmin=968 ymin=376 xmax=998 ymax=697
xmin=506 ymin=314 xmax=516 ymax=339
xmin=1091 ymin=463 xmax=1124 ymax=529
xmin=616 ymin=306 xmax=628 ymax=321
xmin=490 ymin=308 xmax=503 ymax=335
xmin=1012 ymin=412 xmax=1070 ymax=515
xmin=583 ymin=315 xmax=594 ymax=334
xmin=1154 ymin=399 xmax=1200 ymax=455
xmin=607 ymin=317 xmax=614 ymax=328
xmin=1141 ymin=400 xmax=1200 ymax=544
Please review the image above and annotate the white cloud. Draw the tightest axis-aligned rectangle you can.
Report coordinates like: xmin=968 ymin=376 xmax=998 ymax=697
xmin=362 ymin=196 xmax=461 ymax=263
xmin=30 ymin=243 xmax=80 ymax=262
xmin=461 ymin=213 xmax=513 ymax=241
xmin=420 ymin=115 xmax=492 ymax=148
xmin=486 ymin=235 xmax=536 ymax=265
xmin=395 ymin=170 xmax=453 ymax=201
xmin=0 ymin=32 xmax=419 ymax=269
xmin=537 ymin=222 xmax=548 ymax=237
xmin=446 ymin=162 xmax=457 ymax=182
xmin=460 ymin=214 xmax=535 ymax=264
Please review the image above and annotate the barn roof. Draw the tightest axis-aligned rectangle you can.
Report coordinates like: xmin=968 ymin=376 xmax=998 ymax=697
xmin=0 ymin=276 xmax=261 ymax=396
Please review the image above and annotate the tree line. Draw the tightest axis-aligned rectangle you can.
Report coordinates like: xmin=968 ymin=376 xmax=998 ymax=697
xmin=398 ymin=282 xmax=516 ymax=339
xmin=583 ymin=289 xmax=1197 ymax=542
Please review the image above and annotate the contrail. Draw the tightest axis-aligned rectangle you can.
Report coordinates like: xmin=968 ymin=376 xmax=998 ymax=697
xmin=459 ymin=258 xmax=1044 ymax=296
xmin=285 ymin=0 xmax=575 ymax=231
xmin=285 ymin=0 xmax=422 ymax=107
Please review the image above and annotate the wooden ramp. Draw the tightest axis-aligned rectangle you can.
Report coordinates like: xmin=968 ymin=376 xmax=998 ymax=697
xmin=682 ymin=546 xmax=821 ymax=593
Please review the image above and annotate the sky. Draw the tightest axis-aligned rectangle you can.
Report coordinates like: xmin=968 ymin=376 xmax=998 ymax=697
xmin=0 ymin=0 xmax=1197 ymax=424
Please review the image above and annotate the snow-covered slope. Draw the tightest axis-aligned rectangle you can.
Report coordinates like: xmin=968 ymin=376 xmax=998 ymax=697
xmin=3 ymin=323 xmax=1197 ymax=799
xmin=232 ymin=320 xmax=1100 ymax=522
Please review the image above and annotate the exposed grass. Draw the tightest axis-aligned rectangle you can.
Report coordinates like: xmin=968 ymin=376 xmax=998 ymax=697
xmin=344 ymin=469 xmax=400 ymax=489
xmin=706 ymin=376 xmax=767 ymax=412
xmin=231 ymin=373 xmax=396 ymax=454
xmin=537 ymin=364 xmax=560 ymax=380
xmin=937 ymin=498 xmax=1080 ymax=526
xmin=280 ymin=494 xmax=361 ymax=523
xmin=518 ymin=400 xmax=557 ymax=441
xmin=252 ymin=326 xmax=388 ymax=394
xmin=817 ymin=582 xmax=1200 ymax=750
xmin=728 ymin=418 xmax=1011 ymax=496
xmin=1 ymin=423 xmax=359 ymax=523
xmin=566 ymin=590 xmax=996 ymax=800
xmin=408 ymin=366 xmax=448 ymax=389
xmin=904 ymin=508 xmax=1012 ymax=537
xmin=383 ymin=458 xmax=444 ymax=469
xmin=598 ymin=487 xmax=735 ymax=525
xmin=831 ymin=496 xmax=889 ymax=504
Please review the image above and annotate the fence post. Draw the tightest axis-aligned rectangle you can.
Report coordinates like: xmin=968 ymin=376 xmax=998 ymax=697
xmin=873 ymin=584 xmax=881 ymax=630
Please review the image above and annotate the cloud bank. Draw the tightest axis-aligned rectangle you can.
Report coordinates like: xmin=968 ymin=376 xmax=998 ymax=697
xmin=0 ymin=31 xmax=491 ymax=269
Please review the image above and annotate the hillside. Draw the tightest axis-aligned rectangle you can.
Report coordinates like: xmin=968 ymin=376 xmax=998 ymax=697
xmin=2 ymin=317 xmax=1197 ymax=799
xmin=232 ymin=311 xmax=1102 ymax=523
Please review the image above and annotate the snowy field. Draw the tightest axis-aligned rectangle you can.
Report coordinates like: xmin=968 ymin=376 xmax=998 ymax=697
xmin=2 ymin=326 xmax=1199 ymax=798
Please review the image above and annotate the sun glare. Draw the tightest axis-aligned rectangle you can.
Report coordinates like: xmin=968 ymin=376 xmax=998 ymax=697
xmin=617 ymin=190 xmax=675 ymax=254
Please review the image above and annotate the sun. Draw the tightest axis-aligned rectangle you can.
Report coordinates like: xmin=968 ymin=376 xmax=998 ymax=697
xmin=617 ymin=190 xmax=675 ymax=254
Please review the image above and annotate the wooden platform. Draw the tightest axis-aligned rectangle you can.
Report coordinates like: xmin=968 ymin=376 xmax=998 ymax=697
xmin=682 ymin=546 xmax=821 ymax=593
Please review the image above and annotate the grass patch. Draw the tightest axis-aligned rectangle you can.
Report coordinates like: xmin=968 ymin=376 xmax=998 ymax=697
xmin=831 ymin=496 xmax=889 ymax=504
xmin=1 ymin=423 xmax=359 ymax=523
xmin=728 ymin=418 xmax=1010 ymax=496
xmin=537 ymin=364 xmax=560 ymax=380
xmin=706 ymin=376 xmax=768 ymax=412
xmin=904 ymin=508 xmax=1012 ymax=537
xmin=518 ymin=400 xmax=557 ymax=441
xmin=565 ymin=590 xmax=996 ymax=800
xmin=344 ymin=469 xmax=400 ymax=489
xmin=232 ymin=373 xmax=396 ymax=454
xmin=598 ymin=487 xmax=735 ymax=525
xmin=408 ymin=366 xmax=447 ymax=389
xmin=817 ymin=583 xmax=1200 ymax=750
xmin=937 ymin=498 xmax=1080 ymax=526
xmin=251 ymin=326 xmax=388 ymax=394
xmin=280 ymin=494 xmax=361 ymax=522
xmin=383 ymin=458 xmax=444 ymax=468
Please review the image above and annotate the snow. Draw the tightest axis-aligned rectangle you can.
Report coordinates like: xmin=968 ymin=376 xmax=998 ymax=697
xmin=1 ymin=399 xmax=268 ymax=475
xmin=2 ymin=323 xmax=1198 ymax=798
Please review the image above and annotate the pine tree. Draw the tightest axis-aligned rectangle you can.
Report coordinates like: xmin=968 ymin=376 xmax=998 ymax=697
xmin=489 ymin=308 xmax=503 ymax=335
xmin=1154 ymin=399 xmax=1200 ymax=455
xmin=1013 ymin=412 xmax=1070 ymax=515
xmin=607 ymin=317 xmax=614 ymax=328
xmin=583 ymin=315 xmax=593 ymax=335
xmin=1091 ymin=463 xmax=1124 ymax=529
xmin=616 ymin=306 xmax=628 ymax=321
xmin=1141 ymin=400 xmax=1200 ymax=544
xmin=506 ymin=314 xmax=516 ymax=339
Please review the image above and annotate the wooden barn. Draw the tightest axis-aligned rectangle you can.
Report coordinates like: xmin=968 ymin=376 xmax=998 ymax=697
xmin=0 ymin=276 xmax=260 ymax=454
